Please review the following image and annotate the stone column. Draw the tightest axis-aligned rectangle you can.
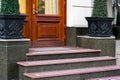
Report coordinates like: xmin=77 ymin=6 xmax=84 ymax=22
xmin=0 ymin=39 xmax=30 ymax=80
xmin=77 ymin=36 xmax=115 ymax=56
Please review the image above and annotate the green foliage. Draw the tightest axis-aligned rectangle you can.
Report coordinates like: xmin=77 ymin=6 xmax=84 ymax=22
xmin=92 ymin=0 xmax=107 ymax=17
xmin=1 ymin=0 xmax=20 ymax=14
xmin=38 ymin=0 xmax=45 ymax=14
xmin=116 ymin=12 xmax=120 ymax=26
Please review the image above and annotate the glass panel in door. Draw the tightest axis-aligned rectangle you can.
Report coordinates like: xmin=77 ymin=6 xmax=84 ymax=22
xmin=38 ymin=0 xmax=58 ymax=14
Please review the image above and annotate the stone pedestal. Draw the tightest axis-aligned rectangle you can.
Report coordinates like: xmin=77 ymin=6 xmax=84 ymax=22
xmin=0 ymin=39 xmax=30 ymax=80
xmin=77 ymin=36 xmax=115 ymax=56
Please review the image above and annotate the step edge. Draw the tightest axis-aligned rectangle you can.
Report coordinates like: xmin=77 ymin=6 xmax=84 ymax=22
xmin=23 ymin=65 xmax=120 ymax=79
xmin=26 ymin=49 xmax=101 ymax=56
xmin=17 ymin=56 xmax=116 ymax=67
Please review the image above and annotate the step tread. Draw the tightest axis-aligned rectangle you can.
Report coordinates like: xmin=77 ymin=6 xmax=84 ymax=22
xmin=87 ymin=76 xmax=120 ymax=80
xmin=17 ymin=56 xmax=116 ymax=67
xmin=24 ymin=65 xmax=120 ymax=79
xmin=27 ymin=48 xmax=101 ymax=56
xmin=29 ymin=47 xmax=76 ymax=52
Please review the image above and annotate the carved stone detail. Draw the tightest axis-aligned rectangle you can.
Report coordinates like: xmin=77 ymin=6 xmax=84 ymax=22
xmin=0 ymin=15 xmax=26 ymax=39
xmin=86 ymin=17 xmax=114 ymax=37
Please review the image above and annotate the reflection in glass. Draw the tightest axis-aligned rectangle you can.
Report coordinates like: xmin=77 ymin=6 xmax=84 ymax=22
xmin=19 ymin=0 xmax=26 ymax=13
xmin=38 ymin=0 xmax=45 ymax=14
xmin=38 ymin=0 xmax=58 ymax=14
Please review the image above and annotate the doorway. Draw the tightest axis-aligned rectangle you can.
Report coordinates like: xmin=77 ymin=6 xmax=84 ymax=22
xmin=19 ymin=0 xmax=66 ymax=47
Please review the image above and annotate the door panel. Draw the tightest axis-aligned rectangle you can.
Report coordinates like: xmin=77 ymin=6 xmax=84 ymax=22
xmin=37 ymin=15 xmax=60 ymax=39
xmin=23 ymin=20 xmax=31 ymax=38
xmin=22 ymin=0 xmax=66 ymax=47
xmin=38 ymin=23 xmax=59 ymax=38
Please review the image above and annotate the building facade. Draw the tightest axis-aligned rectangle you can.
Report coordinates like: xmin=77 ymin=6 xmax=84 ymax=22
xmin=0 ymin=0 xmax=116 ymax=47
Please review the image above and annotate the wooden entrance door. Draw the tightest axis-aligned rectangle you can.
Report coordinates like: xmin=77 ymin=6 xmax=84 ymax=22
xmin=22 ymin=0 xmax=66 ymax=47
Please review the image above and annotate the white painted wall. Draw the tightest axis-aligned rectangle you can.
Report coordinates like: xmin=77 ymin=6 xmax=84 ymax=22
xmin=67 ymin=0 xmax=93 ymax=27
xmin=107 ymin=0 xmax=113 ymax=17
xmin=67 ymin=0 xmax=113 ymax=27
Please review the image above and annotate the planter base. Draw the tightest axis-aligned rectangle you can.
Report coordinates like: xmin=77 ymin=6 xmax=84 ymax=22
xmin=77 ymin=36 xmax=115 ymax=56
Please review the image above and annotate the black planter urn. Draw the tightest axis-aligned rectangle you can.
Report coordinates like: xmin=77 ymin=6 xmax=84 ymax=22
xmin=85 ymin=17 xmax=114 ymax=37
xmin=0 ymin=14 xmax=26 ymax=39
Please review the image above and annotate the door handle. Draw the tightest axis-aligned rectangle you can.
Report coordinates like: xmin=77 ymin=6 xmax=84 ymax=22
xmin=33 ymin=4 xmax=38 ymax=14
xmin=33 ymin=4 xmax=35 ymax=14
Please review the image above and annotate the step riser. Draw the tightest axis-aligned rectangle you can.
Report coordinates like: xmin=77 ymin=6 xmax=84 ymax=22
xmin=19 ymin=60 xmax=116 ymax=80
xmin=27 ymin=52 xmax=100 ymax=61
xmin=23 ymin=70 xmax=120 ymax=80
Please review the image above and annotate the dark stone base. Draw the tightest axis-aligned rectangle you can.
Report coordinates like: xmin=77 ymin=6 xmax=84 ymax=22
xmin=112 ymin=26 xmax=120 ymax=39
xmin=0 ymin=39 xmax=30 ymax=80
xmin=66 ymin=27 xmax=88 ymax=46
xmin=77 ymin=36 xmax=115 ymax=56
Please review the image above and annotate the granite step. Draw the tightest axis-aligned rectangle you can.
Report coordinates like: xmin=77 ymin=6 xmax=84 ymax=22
xmin=23 ymin=65 xmax=120 ymax=80
xmin=27 ymin=47 xmax=101 ymax=60
xmin=87 ymin=76 xmax=120 ymax=80
xmin=17 ymin=56 xmax=116 ymax=71
xmin=17 ymin=56 xmax=116 ymax=80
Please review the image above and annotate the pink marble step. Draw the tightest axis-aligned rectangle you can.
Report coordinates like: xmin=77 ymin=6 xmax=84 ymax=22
xmin=87 ymin=76 xmax=120 ymax=80
xmin=27 ymin=48 xmax=101 ymax=56
xmin=17 ymin=56 xmax=116 ymax=67
xmin=24 ymin=65 xmax=120 ymax=79
xmin=29 ymin=47 xmax=78 ymax=52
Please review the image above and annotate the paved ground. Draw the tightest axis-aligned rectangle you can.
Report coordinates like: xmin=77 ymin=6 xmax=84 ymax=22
xmin=116 ymin=40 xmax=120 ymax=65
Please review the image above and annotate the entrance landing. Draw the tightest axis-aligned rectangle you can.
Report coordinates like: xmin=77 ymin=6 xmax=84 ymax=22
xmin=29 ymin=47 xmax=101 ymax=53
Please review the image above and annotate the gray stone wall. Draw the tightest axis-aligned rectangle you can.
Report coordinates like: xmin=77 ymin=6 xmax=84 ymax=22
xmin=0 ymin=39 xmax=30 ymax=80
xmin=66 ymin=27 xmax=88 ymax=47
xmin=77 ymin=36 xmax=115 ymax=56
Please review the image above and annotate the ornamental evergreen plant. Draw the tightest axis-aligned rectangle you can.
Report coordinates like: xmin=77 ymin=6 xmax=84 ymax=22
xmin=86 ymin=0 xmax=114 ymax=37
xmin=0 ymin=0 xmax=20 ymax=14
xmin=0 ymin=0 xmax=26 ymax=39
xmin=92 ymin=0 xmax=107 ymax=17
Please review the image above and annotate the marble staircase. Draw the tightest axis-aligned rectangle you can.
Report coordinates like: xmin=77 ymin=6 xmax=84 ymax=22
xmin=17 ymin=47 xmax=120 ymax=80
